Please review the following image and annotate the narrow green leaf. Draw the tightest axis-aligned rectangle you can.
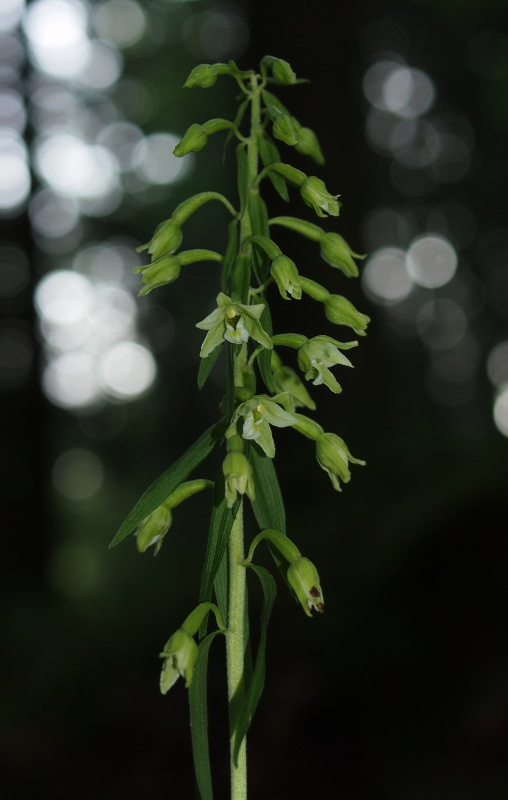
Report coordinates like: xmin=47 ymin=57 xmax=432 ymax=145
xmin=213 ymin=546 xmax=228 ymax=625
xmin=258 ymin=135 xmax=289 ymax=202
xmin=250 ymin=444 xmax=286 ymax=534
xmin=257 ymin=302 xmax=276 ymax=395
xmin=231 ymin=253 xmax=251 ymax=304
xmin=199 ymin=480 xmax=240 ymax=637
xmin=223 ymin=97 xmax=249 ymax=156
xmin=198 ymin=342 xmax=224 ymax=390
xmin=221 ymin=218 xmax=239 ymax=293
xmin=261 ymin=89 xmax=292 ymax=118
xmin=189 ymin=629 xmax=226 ymax=800
xmin=232 ymin=564 xmax=276 ymax=765
xmin=110 ymin=421 xmax=225 ymax=547
xmin=236 ymin=143 xmax=249 ymax=215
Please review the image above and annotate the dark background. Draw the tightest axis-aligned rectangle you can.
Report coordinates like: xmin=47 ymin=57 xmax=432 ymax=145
xmin=2 ymin=0 xmax=508 ymax=797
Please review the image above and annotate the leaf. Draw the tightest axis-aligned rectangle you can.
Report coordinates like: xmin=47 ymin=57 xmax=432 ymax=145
xmin=236 ymin=143 xmax=249 ymax=215
xmin=198 ymin=342 xmax=224 ymax=390
xmin=250 ymin=444 xmax=286 ymax=534
xmin=223 ymin=97 xmax=249 ymax=157
xmin=231 ymin=253 xmax=251 ymax=305
xmin=213 ymin=546 xmax=228 ymax=626
xmin=199 ymin=481 xmax=240 ymax=637
xmin=258 ymin=135 xmax=289 ymax=202
xmin=189 ymin=629 xmax=226 ymax=800
xmin=221 ymin=218 xmax=239 ymax=293
xmin=261 ymin=89 xmax=292 ymax=118
xmin=256 ymin=302 xmax=276 ymax=395
xmin=110 ymin=421 xmax=225 ymax=548
xmin=232 ymin=564 xmax=276 ymax=765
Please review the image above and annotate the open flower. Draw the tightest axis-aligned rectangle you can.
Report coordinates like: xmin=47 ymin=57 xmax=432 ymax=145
xmin=222 ymin=451 xmax=255 ymax=507
xmin=226 ymin=394 xmax=297 ymax=458
xmin=271 ymin=353 xmax=315 ymax=411
xmin=287 ymin=556 xmax=324 ymax=616
xmin=196 ymin=292 xmax=272 ymax=357
xmin=297 ymin=335 xmax=356 ymax=393
xmin=160 ymin=629 xmax=198 ymax=693
xmin=315 ymin=432 xmax=365 ymax=491
xmin=300 ymin=176 xmax=341 ymax=218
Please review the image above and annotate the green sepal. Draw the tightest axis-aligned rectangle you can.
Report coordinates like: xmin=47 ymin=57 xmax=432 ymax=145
xmin=258 ymin=134 xmax=289 ymax=201
xmin=261 ymin=55 xmax=297 ymax=85
xmin=110 ymin=420 xmax=225 ymax=547
xmin=198 ymin=342 xmax=224 ymax=390
xmin=232 ymin=564 xmax=276 ymax=765
xmin=272 ymin=114 xmax=299 ymax=146
xmin=269 ymin=215 xmax=323 ymax=242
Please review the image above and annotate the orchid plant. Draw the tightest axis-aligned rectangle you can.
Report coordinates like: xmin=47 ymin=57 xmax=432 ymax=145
xmin=111 ymin=55 xmax=369 ymax=800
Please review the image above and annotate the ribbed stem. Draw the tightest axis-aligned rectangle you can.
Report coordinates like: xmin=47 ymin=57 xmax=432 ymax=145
xmin=226 ymin=501 xmax=247 ymax=800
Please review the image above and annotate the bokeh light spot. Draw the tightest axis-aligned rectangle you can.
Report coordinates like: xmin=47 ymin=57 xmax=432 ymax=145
xmin=416 ymin=299 xmax=467 ymax=349
xmin=493 ymin=386 xmax=508 ymax=437
xmin=362 ymin=247 xmax=413 ymax=304
xmin=93 ymin=0 xmax=145 ymax=48
xmin=134 ymin=133 xmax=191 ymax=185
xmin=98 ymin=341 xmax=156 ymax=399
xmin=406 ymin=235 xmax=457 ymax=289
xmin=52 ymin=447 xmax=104 ymax=500
xmin=487 ymin=341 xmax=508 ymax=388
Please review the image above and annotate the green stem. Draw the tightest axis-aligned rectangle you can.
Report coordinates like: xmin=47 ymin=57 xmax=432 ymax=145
xmin=226 ymin=501 xmax=247 ymax=800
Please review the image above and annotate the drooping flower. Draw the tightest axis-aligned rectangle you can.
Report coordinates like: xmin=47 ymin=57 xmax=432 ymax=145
xmin=271 ymin=352 xmax=315 ymax=411
xmin=222 ymin=451 xmax=255 ymax=508
xmin=160 ymin=629 xmax=198 ymax=693
xmin=270 ymin=254 xmax=302 ymax=300
xmin=226 ymin=394 xmax=297 ymax=458
xmin=133 ymin=255 xmax=182 ymax=296
xmin=196 ymin=292 xmax=272 ymax=357
xmin=297 ymin=335 xmax=357 ymax=393
xmin=173 ymin=123 xmax=208 ymax=157
xmin=287 ymin=556 xmax=324 ymax=616
xmin=319 ymin=232 xmax=365 ymax=277
xmin=315 ymin=432 xmax=365 ymax=491
xmin=300 ymin=176 xmax=341 ymax=218
xmin=324 ymin=294 xmax=370 ymax=335
xmin=136 ymin=505 xmax=172 ymax=554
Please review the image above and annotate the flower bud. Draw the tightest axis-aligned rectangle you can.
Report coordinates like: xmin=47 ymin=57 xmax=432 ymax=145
xmin=300 ymin=176 xmax=341 ymax=218
xmin=315 ymin=432 xmax=365 ymax=491
xmin=184 ymin=63 xmax=219 ymax=89
xmin=173 ymin=124 xmax=208 ymax=157
xmin=262 ymin=56 xmax=297 ymax=85
xmin=148 ymin=219 xmax=182 ymax=260
xmin=287 ymin=557 xmax=324 ymax=616
xmin=324 ymin=294 xmax=370 ymax=335
xmin=160 ymin=629 xmax=198 ymax=693
xmin=295 ymin=125 xmax=325 ymax=165
xmin=272 ymin=114 xmax=299 ymax=146
xmin=270 ymin=254 xmax=302 ymax=300
xmin=319 ymin=233 xmax=364 ymax=277
xmin=134 ymin=255 xmax=181 ymax=296
xmin=136 ymin=505 xmax=172 ymax=553
xmin=223 ymin=451 xmax=255 ymax=508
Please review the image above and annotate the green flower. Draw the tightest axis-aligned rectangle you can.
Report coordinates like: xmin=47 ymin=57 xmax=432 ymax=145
xmin=133 ymin=255 xmax=181 ymax=296
xmin=319 ymin=233 xmax=364 ymax=277
xmin=271 ymin=353 xmax=315 ymax=411
xmin=287 ymin=556 xmax=324 ymax=616
xmin=196 ymin=292 xmax=272 ymax=358
xmin=222 ymin=451 xmax=255 ymax=508
xmin=226 ymin=394 xmax=297 ymax=458
xmin=184 ymin=63 xmax=219 ymax=88
xmin=300 ymin=176 xmax=341 ymax=218
xmin=324 ymin=294 xmax=370 ymax=335
xmin=315 ymin=432 xmax=365 ymax=491
xmin=174 ymin=123 xmax=208 ymax=157
xmin=160 ymin=629 xmax=198 ymax=693
xmin=294 ymin=124 xmax=324 ymax=165
xmin=270 ymin=254 xmax=302 ymax=300
xmin=135 ymin=505 xmax=172 ymax=554
xmin=272 ymin=114 xmax=299 ymax=146
xmin=144 ymin=218 xmax=182 ymax=261
xmin=297 ymin=335 xmax=356 ymax=393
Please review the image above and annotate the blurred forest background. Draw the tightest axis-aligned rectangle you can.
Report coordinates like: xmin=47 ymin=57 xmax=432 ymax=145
xmin=2 ymin=0 xmax=508 ymax=797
